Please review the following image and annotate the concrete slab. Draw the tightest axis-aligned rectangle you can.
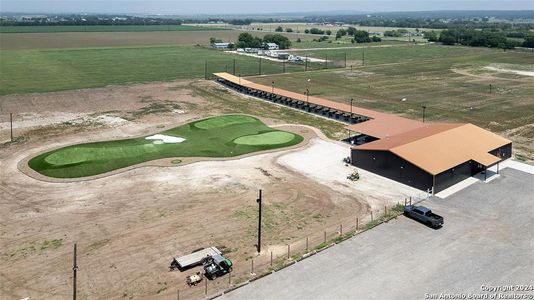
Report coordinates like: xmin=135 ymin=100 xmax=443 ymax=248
xmin=221 ymin=169 xmax=534 ymax=300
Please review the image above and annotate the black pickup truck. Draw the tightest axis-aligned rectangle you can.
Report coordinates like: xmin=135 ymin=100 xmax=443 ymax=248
xmin=404 ymin=205 xmax=444 ymax=228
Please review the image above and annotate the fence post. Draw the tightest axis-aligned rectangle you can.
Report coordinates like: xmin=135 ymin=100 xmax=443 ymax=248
xmin=258 ymin=57 xmax=262 ymax=75
xmin=177 ymin=289 xmax=180 ymax=300
xmin=385 ymin=205 xmax=387 ymax=215
xmin=340 ymin=224 xmax=343 ymax=236
xmin=287 ymin=244 xmax=290 ymax=259
xmin=410 ymin=197 xmax=412 ymax=205
xmin=305 ymin=54 xmax=308 ymax=71
xmin=204 ymin=60 xmax=208 ymax=80
xmin=283 ymin=60 xmax=286 ymax=73
xmin=324 ymin=231 xmax=326 ymax=243
xmin=325 ymin=54 xmax=328 ymax=69
xmin=344 ymin=52 xmax=347 ymax=68
xmin=306 ymin=237 xmax=309 ymax=251
xmin=371 ymin=211 xmax=374 ymax=222
xmin=356 ymin=217 xmax=359 ymax=230
xmin=270 ymin=251 xmax=273 ymax=266
xmin=251 ymin=258 xmax=254 ymax=274
xmin=233 ymin=59 xmax=236 ymax=75
xmin=10 ymin=113 xmax=13 ymax=142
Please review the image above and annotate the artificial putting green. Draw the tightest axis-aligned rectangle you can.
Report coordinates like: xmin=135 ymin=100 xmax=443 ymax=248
xmin=28 ymin=115 xmax=303 ymax=178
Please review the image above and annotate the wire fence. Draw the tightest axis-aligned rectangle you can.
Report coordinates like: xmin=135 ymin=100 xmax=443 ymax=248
xmin=204 ymin=52 xmax=348 ymax=80
xmin=179 ymin=193 xmax=432 ymax=300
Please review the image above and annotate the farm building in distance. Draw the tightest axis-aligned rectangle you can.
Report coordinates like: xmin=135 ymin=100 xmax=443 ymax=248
xmin=212 ymin=42 xmax=231 ymax=49
xmin=214 ymin=72 xmax=512 ymax=193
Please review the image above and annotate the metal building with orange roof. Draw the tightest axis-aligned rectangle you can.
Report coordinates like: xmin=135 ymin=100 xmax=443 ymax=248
xmin=213 ymin=72 xmax=512 ymax=193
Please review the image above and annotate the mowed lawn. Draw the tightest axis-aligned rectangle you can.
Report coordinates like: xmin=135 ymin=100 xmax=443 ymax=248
xmin=0 ymin=45 xmax=304 ymax=95
xmin=28 ymin=115 xmax=304 ymax=178
xmin=0 ymin=25 xmax=225 ymax=33
xmin=250 ymin=45 xmax=534 ymax=157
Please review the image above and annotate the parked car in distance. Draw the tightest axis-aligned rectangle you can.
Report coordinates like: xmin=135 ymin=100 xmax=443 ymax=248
xmin=404 ymin=205 xmax=444 ymax=228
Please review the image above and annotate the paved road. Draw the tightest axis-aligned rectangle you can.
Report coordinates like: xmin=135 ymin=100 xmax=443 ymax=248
xmin=221 ymin=168 xmax=534 ymax=300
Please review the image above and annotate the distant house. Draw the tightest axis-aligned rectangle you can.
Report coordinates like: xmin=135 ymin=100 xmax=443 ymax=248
xmin=265 ymin=43 xmax=279 ymax=50
xmin=212 ymin=42 xmax=230 ymax=49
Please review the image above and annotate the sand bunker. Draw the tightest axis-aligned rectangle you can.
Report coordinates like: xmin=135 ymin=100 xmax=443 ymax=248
xmin=145 ymin=134 xmax=186 ymax=144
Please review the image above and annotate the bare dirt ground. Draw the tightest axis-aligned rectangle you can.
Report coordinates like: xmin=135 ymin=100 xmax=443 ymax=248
xmin=0 ymin=80 xmax=420 ymax=299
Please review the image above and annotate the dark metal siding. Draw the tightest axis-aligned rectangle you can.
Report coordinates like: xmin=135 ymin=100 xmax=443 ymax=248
xmin=434 ymin=160 xmax=473 ymax=193
xmin=351 ymin=149 xmax=433 ymax=191
xmin=489 ymin=143 xmax=512 ymax=161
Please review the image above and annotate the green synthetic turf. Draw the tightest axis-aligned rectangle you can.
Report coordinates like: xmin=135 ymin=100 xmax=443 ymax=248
xmin=233 ymin=131 xmax=296 ymax=145
xmin=28 ymin=115 xmax=303 ymax=178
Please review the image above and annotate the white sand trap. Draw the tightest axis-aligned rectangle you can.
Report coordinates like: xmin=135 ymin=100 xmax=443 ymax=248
xmin=145 ymin=134 xmax=185 ymax=144
xmin=484 ymin=66 xmax=534 ymax=77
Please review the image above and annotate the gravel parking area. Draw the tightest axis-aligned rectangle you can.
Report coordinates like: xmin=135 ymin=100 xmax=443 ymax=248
xmin=221 ymin=168 xmax=534 ymax=300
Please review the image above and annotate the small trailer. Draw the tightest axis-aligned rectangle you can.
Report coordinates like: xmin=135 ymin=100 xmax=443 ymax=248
xmin=170 ymin=247 xmax=221 ymax=271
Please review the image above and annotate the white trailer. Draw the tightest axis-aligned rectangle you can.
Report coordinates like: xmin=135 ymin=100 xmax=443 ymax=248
xmin=170 ymin=247 xmax=222 ymax=270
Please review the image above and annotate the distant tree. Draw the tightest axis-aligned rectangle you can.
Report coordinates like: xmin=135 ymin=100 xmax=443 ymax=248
xmin=285 ymin=28 xmax=293 ymax=33
xmin=423 ymin=31 xmax=438 ymax=42
xmin=371 ymin=36 xmax=382 ymax=42
xmin=346 ymin=26 xmax=357 ymax=36
xmin=325 ymin=30 xmax=332 ymax=35
xmin=309 ymin=28 xmax=325 ymax=35
xmin=523 ymin=35 xmax=534 ymax=48
xmin=353 ymin=30 xmax=371 ymax=43
xmin=275 ymin=26 xmax=283 ymax=32
xmin=209 ymin=37 xmax=223 ymax=44
xmin=296 ymin=38 xmax=302 ymax=43
xmin=235 ymin=32 xmax=263 ymax=48
xmin=336 ymin=29 xmax=347 ymax=39
xmin=304 ymin=29 xmax=310 ymax=34
xmin=263 ymin=34 xmax=292 ymax=49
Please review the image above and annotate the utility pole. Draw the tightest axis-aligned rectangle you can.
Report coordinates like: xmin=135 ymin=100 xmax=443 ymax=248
xmin=272 ymin=81 xmax=275 ymax=93
xmin=258 ymin=57 xmax=262 ymax=75
xmin=73 ymin=242 xmax=78 ymax=300
xmin=10 ymin=113 xmax=13 ymax=142
xmin=306 ymin=89 xmax=310 ymax=108
xmin=256 ymin=189 xmax=262 ymax=253
xmin=233 ymin=59 xmax=236 ymax=75
xmin=421 ymin=105 xmax=427 ymax=123
xmin=350 ymin=98 xmax=354 ymax=120
xmin=305 ymin=54 xmax=308 ymax=71
xmin=344 ymin=52 xmax=347 ymax=68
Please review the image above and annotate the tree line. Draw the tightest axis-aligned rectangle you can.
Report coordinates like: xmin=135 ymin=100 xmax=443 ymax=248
xmin=422 ymin=28 xmax=534 ymax=49
xmin=210 ymin=33 xmax=292 ymax=49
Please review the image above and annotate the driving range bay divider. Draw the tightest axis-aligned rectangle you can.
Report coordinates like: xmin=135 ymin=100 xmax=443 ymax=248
xmin=177 ymin=193 xmax=432 ymax=299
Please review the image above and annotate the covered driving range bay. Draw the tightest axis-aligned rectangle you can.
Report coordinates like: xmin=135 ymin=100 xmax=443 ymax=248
xmin=28 ymin=115 xmax=303 ymax=178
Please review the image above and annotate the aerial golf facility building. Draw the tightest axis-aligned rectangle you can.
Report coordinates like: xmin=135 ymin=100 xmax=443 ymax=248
xmin=214 ymin=72 xmax=512 ymax=193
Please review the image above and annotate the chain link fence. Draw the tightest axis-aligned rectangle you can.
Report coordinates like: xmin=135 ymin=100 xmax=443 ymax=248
xmin=177 ymin=193 xmax=432 ymax=300
xmin=204 ymin=52 xmax=348 ymax=80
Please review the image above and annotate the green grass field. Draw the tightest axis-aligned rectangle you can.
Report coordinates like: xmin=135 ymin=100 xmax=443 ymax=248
xmin=28 ymin=115 xmax=303 ymax=178
xmin=0 ymin=45 xmax=308 ymax=95
xmin=0 ymin=25 xmax=225 ymax=33
xmin=250 ymin=45 xmax=534 ymax=157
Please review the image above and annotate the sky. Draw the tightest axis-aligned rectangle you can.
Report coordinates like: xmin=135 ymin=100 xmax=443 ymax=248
xmin=1 ymin=0 xmax=533 ymax=14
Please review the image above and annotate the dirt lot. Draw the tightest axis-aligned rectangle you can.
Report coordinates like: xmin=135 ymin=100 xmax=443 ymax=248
xmin=0 ymin=80 xmax=420 ymax=299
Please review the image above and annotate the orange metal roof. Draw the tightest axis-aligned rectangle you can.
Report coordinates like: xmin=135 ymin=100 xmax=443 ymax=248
xmin=355 ymin=123 xmax=510 ymax=175
xmin=214 ymin=72 xmax=424 ymax=138
xmin=214 ymin=73 xmax=511 ymax=175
